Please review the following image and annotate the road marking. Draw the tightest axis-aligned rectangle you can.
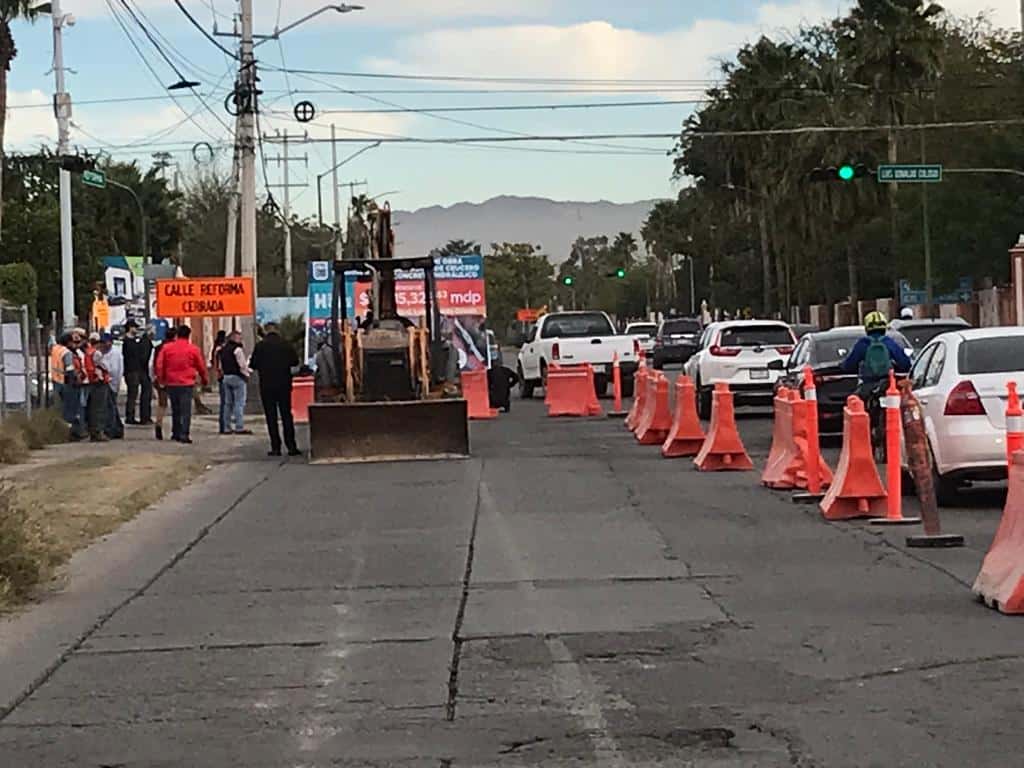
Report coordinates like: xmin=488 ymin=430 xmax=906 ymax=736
xmin=478 ymin=482 xmax=626 ymax=768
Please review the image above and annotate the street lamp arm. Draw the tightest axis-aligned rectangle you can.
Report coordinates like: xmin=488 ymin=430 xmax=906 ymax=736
xmin=316 ymin=142 xmax=381 ymax=228
xmin=944 ymin=168 xmax=1024 ymax=178
xmin=255 ymin=4 xmax=364 ymax=46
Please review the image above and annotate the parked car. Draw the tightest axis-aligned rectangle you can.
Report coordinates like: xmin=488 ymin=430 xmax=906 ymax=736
xmin=684 ymin=320 xmax=796 ymax=418
xmin=652 ymin=317 xmax=702 ymax=369
xmin=771 ymin=326 xmax=912 ymax=433
xmin=890 ymin=317 xmax=970 ymax=356
xmin=905 ymin=326 xmax=1024 ymax=505
xmin=487 ymin=330 xmax=501 ymax=368
xmin=625 ymin=322 xmax=657 ymax=358
xmin=517 ymin=311 xmax=638 ymax=398
xmin=789 ymin=323 xmax=820 ymax=340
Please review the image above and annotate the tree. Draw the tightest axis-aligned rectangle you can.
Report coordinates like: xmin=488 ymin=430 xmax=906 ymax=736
xmin=484 ymin=243 xmax=553 ymax=338
xmin=438 ymin=239 xmax=481 ymax=256
xmin=0 ymin=1 xmax=41 ymax=237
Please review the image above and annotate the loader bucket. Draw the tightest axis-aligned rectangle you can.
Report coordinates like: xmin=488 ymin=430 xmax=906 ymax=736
xmin=307 ymin=399 xmax=470 ymax=464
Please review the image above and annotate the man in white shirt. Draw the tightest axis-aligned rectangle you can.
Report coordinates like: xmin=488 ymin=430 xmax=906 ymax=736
xmin=219 ymin=329 xmax=253 ymax=434
xmin=99 ymin=333 xmax=124 ymax=439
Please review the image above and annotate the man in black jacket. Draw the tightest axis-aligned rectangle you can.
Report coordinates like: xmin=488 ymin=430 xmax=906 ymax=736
xmin=249 ymin=323 xmax=301 ymax=457
xmin=122 ymin=321 xmax=153 ymax=425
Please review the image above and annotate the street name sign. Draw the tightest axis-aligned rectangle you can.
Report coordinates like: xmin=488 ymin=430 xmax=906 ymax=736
xmin=877 ymin=164 xmax=942 ymax=183
xmin=82 ymin=169 xmax=106 ymax=189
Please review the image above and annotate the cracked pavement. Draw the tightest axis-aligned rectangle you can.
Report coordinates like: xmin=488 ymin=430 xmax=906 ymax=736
xmin=0 ymin=376 xmax=1020 ymax=767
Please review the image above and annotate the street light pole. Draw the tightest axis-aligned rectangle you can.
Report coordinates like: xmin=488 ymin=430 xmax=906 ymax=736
xmin=106 ymin=179 xmax=147 ymax=269
xmin=238 ymin=0 xmax=258 ymax=343
xmin=49 ymin=0 xmax=75 ymax=327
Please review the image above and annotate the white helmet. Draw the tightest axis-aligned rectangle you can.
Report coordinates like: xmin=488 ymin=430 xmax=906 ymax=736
xmin=900 ymin=307 xmax=914 ymax=320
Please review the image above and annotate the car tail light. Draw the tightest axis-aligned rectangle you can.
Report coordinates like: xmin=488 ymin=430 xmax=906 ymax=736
xmin=709 ymin=345 xmax=742 ymax=357
xmin=552 ymin=342 xmax=560 ymax=361
xmin=776 ymin=345 xmax=794 ymax=355
xmin=944 ymin=380 xmax=986 ymax=416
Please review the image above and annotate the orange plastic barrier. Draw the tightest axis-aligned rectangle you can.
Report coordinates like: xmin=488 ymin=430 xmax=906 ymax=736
xmin=973 ymin=450 xmax=1024 ymax=613
xmin=694 ymin=382 xmax=754 ymax=472
xmin=1006 ymin=382 xmax=1023 ymax=469
xmin=762 ymin=388 xmax=796 ymax=487
xmin=609 ymin=353 xmax=627 ymax=418
xmin=780 ymin=394 xmax=834 ymax=491
xmin=291 ymin=376 xmax=315 ymax=425
xmin=626 ymin=362 xmax=648 ymax=432
xmin=547 ymin=365 xmax=603 ymax=418
xmin=463 ymin=368 xmax=498 ymax=420
xmin=636 ymin=372 xmax=672 ymax=445
xmin=662 ymin=376 xmax=705 ymax=458
xmin=819 ymin=396 xmax=886 ymax=520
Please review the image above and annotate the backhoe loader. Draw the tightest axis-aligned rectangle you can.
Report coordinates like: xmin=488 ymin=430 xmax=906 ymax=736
xmin=307 ymin=204 xmax=469 ymax=463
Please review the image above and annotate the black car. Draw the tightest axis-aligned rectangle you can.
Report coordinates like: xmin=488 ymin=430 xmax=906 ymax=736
xmin=652 ymin=317 xmax=702 ymax=369
xmin=889 ymin=317 xmax=970 ymax=355
xmin=770 ymin=326 xmax=911 ymax=432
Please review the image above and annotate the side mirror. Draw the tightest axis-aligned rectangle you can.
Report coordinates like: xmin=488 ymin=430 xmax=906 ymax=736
xmin=767 ymin=359 xmax=785 ymax=371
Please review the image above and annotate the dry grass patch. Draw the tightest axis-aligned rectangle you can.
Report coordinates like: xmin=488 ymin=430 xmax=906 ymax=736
xmin=0 ymin=453 xmax=205 ymax=609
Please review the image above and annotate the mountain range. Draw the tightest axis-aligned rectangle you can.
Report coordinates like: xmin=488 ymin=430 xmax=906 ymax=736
xmin=391 ymin=195 xmax=660 ymax=262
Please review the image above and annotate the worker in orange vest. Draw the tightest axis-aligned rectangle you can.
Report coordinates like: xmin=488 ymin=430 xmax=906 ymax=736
xmin=82 ymin=332 xmax=111 ymax=442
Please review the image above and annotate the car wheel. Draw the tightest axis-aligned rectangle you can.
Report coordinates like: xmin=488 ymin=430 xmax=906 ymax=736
xmin=517 ymin=364 xmax=535 ymax=399
xmin=594 ymin=374 xmax=609 ymax=398
xmin=931 ymin=456 xmax=959 ymax=508
xmin=621 ymin=376 xmax=635 ymax=399
xmin=697 ymin=380 xmax=713 ymax=420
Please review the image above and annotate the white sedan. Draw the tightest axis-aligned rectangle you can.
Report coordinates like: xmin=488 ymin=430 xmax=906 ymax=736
xmin=906 ymin=327 xmax=1024 ymax=505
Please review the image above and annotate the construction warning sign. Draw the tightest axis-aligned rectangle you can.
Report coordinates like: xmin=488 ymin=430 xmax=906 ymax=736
xmin=156 ymin=277 xmax=255 ymax=318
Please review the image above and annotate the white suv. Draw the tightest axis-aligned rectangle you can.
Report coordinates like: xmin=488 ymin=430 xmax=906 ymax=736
xmin=684 ymin=320 xmax=796 ymax=418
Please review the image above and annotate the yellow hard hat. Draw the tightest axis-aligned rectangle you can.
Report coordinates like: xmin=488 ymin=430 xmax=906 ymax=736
xmin=864 ymin=310 xmax=888 ymax=333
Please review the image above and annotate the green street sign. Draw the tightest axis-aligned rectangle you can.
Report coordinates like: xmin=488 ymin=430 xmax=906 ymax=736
xmin=877 ymin=164 xmax=942 ymax=183
xmin=82 ymin=169 xmax=106 ymax=189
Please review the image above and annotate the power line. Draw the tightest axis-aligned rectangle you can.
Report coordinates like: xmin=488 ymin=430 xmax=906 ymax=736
xmin=277 ymin=99 xmax=701 ymax=116
xmin=173 ymin=0 xmax=239 ymax=60
xmin=277 ymin=67 xmax=719 ymax=86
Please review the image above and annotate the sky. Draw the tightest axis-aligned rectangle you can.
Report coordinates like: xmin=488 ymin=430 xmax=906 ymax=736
xmin=8 ymin=0 xmax=1018 ymax=215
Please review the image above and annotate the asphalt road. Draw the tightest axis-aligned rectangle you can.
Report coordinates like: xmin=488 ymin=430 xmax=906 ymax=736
xmin=0 ymin=370 xmax=1019 ymax=767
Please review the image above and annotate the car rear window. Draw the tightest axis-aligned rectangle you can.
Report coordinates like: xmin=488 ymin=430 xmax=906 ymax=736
xmin=958 ymin=337 xmax=1024 ymax=374
xmin=628 ymin=325 xmax=657 ymax=337
xmin=719 ymin=325 xmax=793 ymax=347
xmin=662 ymin=320 xmax=701 ymax=335
xmin=814 ymin=335 xmax=861 ymax=362
xmin=541 ymin=313 xmax=615 ymax=338
xmin=902 ymin=324 xmax=965 ymax=348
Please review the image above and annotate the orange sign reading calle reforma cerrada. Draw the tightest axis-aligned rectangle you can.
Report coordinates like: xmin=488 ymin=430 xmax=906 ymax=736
xmin=155 ymin=277 xmax=255 ymax=318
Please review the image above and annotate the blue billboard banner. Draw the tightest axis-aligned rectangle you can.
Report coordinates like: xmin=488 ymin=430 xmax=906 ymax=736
xmin=899 ymin=277 xmax=972 ymax=306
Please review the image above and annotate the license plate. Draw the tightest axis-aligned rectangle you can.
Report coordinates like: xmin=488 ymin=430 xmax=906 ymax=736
xmin=749 ymin=369 xmax=769 ymax=381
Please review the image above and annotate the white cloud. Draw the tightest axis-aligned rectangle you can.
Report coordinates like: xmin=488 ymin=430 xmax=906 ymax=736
xmin=5 ymin=90 xmax=56 ymax=148
xmin=941 ymin=0 xmax=1017 ymax=29
xmin=365 ymin=1 xmax=838 ymax=85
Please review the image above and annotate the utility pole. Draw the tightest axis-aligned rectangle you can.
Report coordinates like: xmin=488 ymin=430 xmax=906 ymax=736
xmin=331 ymin=124 xmax=342 ymax=259
xmin=238 ymin=0 xmax=258 ymax=340
xmin=266 ymin=131 xmax=308 ymax=296
xmin=50 ymin=0 xmax=75 ymax=327
xmin=225 ymin=114 xmax=240 ymax=278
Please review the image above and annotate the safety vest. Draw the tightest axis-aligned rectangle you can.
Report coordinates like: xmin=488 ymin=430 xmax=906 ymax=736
xmin=82 ymin=345 xmax=109 ymax=385
xmin=70 ymin=351 xmax=85 ymax=386
xmin=50 ymin=344 xmax=67 ymax=385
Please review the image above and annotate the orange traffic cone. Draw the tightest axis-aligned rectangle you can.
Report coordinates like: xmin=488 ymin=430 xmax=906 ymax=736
xmin=1006 ymin=382 xmax=1023 ymax=469
xmin=819 ymin=396 xmax=887 ymax=520
xmin=632 ymin=372 xmax=657 ymax=438
xmin=662 ymin=376 xmax=705 ymax=458
xmin=694 ymin=382 xmax=754 ymax=472
xmin=462 ymin=368 xmax=498 ymax=420
xmin=636 ymin=372 xmax=672 ymax=445
xmin=973 ymin=450 xmax=1024 ymax=613
xmin=626 ymin=362 xmax=648 ymax=432
xmin=780 ymin=392 xmax=834 ymax=491
xmin=762 ymin=388 xmax=796 ymax=487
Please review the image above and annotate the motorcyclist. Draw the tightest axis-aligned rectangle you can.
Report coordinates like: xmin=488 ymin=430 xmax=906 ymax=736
xmin=841 ymin=310 xmax=912 ymax=400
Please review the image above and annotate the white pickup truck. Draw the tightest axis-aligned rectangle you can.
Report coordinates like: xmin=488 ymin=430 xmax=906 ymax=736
xmin=516 ymin=311 xmax=639 ymax=398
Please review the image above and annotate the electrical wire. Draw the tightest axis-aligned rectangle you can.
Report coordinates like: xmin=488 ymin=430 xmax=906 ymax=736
xmin=126 ymin=0 xmax=223 ymax=80
xmin=174 ymin=0 xmax=240 ymax=60
xmin=275 ymin=68 xmax=719 ymax=86
xmin=275 ymin=99 xmax=701 ymax=116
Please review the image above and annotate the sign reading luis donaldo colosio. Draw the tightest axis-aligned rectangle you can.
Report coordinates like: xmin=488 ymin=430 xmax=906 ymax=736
xmin=156 ymin=277 xmax=255 ymax=317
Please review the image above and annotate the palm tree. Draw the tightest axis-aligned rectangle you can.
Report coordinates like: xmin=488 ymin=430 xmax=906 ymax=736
xmin=0 ymin=2 xmax=42 ymax=238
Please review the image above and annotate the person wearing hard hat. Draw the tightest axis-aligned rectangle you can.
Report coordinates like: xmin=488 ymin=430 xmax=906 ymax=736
xmin=900 ymin=307 xmax=914 ymax=320
xmin=841 ymin=311 xmax=912 ymax=402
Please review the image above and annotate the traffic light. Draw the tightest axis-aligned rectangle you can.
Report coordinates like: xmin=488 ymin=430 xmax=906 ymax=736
xmin=809 ymin=163 xmax=870 ymax=183
xmin=615 ymin=268 xmax=627 ymax=279
xmin=60 ymin=155 xmax=90 ymax=173
xmin=562 ymin=276 xmax=574 ymax=286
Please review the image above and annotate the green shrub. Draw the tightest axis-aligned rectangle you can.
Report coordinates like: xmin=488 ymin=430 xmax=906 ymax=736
xmin=0 ymin=263 xmax=38 ymax=309
xmin=28 ymin=408 xmax=70 ymax=447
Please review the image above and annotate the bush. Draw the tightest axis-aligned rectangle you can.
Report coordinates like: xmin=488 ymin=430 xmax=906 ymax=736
xmin=4 ymin=409 xmax=68 ymax=452
xmin=0 ymin=489 xmax=63 ymax=606
xmin=0 ymin=424 xmax=29 ymax=464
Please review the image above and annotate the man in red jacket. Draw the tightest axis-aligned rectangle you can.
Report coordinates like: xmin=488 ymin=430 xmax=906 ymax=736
xmin=155 ymin=325 xmax=208 ymax=444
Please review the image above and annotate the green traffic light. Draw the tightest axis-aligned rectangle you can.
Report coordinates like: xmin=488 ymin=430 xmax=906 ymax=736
xmin=838 ymin=165 xmax=855 ymax=181
xmin=563 ymin=276 xmax=574 ymax=286
xmin=616 ymin=268 xmax=626 ymax=279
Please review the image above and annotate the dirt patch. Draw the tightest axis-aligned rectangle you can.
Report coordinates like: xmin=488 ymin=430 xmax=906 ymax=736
xmin=0 ymin=453 xmax=205 ymax=609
